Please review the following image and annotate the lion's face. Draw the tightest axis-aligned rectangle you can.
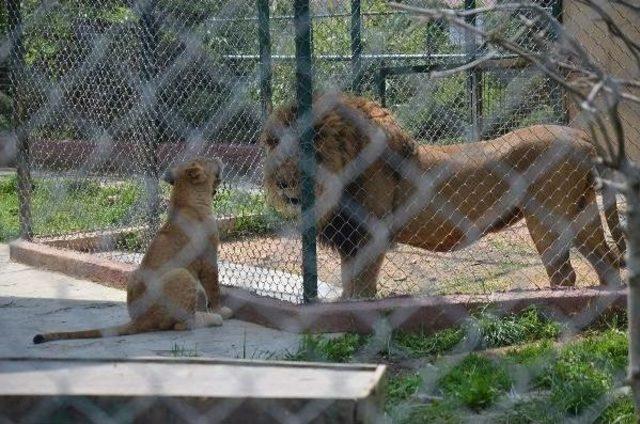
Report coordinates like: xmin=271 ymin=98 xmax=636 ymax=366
xmin=260 ymin=112 xmax=352 ymax=220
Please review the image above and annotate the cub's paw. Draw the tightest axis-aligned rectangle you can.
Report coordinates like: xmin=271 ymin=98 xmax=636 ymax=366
xmin=216 ymin=306 xmax=233 ymax=320
xmin=196 ymin=312 xmax=223 ymax=327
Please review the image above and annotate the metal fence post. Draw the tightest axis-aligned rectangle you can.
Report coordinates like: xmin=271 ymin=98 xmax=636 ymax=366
xmin=550 ymin=0 xmax=568 ymax=123
xmin=140 ymin=0 xmax=161 ymax=235
xmin=350 ymin=0 xmax=363 ymax=94
xmin=257 ymin=0 xmax=273 ymax=118
xmin=294 ymin=0 xmax=317 ymax=303
xmin=7 ymin=0 xmax=32 ymax=240
xmin=376 ymin=64 xmax=387 ymax=107
xmin=464 ymin=0 xmax=483 ymax=141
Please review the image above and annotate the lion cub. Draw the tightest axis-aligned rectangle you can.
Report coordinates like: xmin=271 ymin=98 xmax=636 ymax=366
xmin=33 ymin=158 xmax=232 ymax=344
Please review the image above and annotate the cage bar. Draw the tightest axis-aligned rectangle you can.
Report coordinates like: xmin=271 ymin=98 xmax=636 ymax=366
xmin=294 ymin=0 xmax=318 ymax=303
xmin=139 ymin=0 xmax=161 ymax=235
xmin=350 ymin=0 xmax=363 ymax=94
xmin=465 ymin=0 xmax=483 ymax=141
xmin=257 ymin=0 xmax=273 ymax=117
xmin=7 ymin=0 xmax=32 ymax=240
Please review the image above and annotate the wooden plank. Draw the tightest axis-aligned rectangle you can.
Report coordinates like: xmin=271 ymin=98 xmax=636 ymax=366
xmin=0 ymin=357 xmax=386 ymax=423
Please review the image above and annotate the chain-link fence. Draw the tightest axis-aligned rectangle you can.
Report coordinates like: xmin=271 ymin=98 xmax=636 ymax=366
xmin=2 ymin=0 xmax=640 ymax=422
xmin=5 ymin=0 xmax=618 ymax=304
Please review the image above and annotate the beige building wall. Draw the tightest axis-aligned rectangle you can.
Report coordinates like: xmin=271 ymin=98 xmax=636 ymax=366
xmin=563 ymin=0 xmax=640 ymax=161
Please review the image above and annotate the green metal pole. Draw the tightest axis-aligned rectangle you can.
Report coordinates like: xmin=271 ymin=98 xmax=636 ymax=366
xmin=552 ymin=0 xmax=563 ymax=23
xmin=7 ymin=0 xmax=32 ymax=240
xmin=377 ymin=63 xmax=387 ymax=107
xmin=294 ymin=0 xmax=317 ymax=303
xmin=257 ymin=0 xmax=273 ymax=117
xmin=350 ymin=0 xmax=363 ymax=94
xmin=140 ymin=0 xmax=161 ymax=237
xmin=550 ymin=0 xmax=567 ymax=123
xmin=464 ymin=0 xmax=483 ymax=141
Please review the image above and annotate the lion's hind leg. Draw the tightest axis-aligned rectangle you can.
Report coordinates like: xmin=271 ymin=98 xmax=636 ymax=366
xmin=573 ymin=201 xmax=623 ymax=287
xmin=524 ymin=212 xmax=576 ymax=288
xmin=158 ymin=268 xmax=200 ymax=328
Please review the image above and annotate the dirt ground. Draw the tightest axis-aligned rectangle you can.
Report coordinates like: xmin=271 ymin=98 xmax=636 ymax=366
xmin=219 ymin=218 xmax=620 ymax=298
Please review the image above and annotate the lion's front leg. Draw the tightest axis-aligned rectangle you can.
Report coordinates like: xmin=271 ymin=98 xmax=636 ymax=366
xmin=340 ymin=252 xmax=385 ymax=299
xmin=198 ymin=251 xmax=221 ymax=310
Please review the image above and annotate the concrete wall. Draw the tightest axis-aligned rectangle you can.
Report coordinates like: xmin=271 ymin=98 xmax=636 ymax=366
xmin=563 ymin=0 xmax=640 ymax=161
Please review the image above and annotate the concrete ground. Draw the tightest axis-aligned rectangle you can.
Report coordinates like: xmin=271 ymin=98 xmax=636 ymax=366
xmin=0 ymin=244 xmax=302 ymax=359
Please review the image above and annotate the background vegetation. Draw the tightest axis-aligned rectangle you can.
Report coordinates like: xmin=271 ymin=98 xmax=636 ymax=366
xmin=1 ymin=0 xmax=563 ymax=146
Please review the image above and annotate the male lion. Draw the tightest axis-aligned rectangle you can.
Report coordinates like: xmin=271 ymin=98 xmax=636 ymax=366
xmin=33 ymin=158 xmax=232 ymax=344
xmin=261 ymin=93 xmax=625 ymax=298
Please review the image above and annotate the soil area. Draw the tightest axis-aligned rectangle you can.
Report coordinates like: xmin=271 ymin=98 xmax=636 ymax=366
xmin=218 ymin=219 xmax=620 ymax=297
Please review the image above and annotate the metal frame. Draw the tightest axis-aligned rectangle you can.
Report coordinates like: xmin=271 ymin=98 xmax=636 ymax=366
xmin=139 ymin=0 xmax=161 ymax=235
xmin=257 ymin=0 xmax=273 ymax=117
xmin=7 ymin=0 xmax=32 ymax=240
xmin=294 ymin=0 xmax=318 ymax=303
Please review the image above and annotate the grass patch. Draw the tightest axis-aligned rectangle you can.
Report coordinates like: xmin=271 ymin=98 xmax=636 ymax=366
xmin=471 ymin=307 xmax=562 ymax=349
xmin=387 ymin=372 xmax=422 ymax=406
xmin=505 ymin=339 xmax=555 ymax=365
xmin=0 ymin=175 xmax=141 ymax=241
xmin=596 ymin=395 xmax=635 ymax=424
xmin=281 ymin=313 xmax=630 ymax=422
xmin=393 ymin=328 xmax=465 ymax=358
xmin=438 ymin=353 xmax=511 ymax=410
xmin=0 ymin=175 xmax=286 ymax=243
xmin=285 ymin=333 xmax=369 ymax=363
xmin=536 ymin=329 xmax=628 ymax=415
xmin=169 ymin=342 xmax=200 ymax=357
xmin=494 ymin=397 xmax=566 ymax=424
xmin=390 ymin=400 xmax=464 ymax=424
xmin=391 ymin=307 xmax=560 ymax=359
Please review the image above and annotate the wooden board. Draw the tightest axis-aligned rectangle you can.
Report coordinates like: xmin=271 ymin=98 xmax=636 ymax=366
xmin=0 ymin=357 xmax=386 ymax=423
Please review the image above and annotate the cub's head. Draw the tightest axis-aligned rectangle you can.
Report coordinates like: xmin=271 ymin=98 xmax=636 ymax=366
xmin=162 ymin=158 xmax=223 ymax=199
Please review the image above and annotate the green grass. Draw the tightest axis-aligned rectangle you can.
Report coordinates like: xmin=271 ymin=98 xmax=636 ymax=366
xmin=285 ymin=333 xmax=369 ymax=363
xmin=169 ymin=342 xmax=200 ymax=357
xmin=536 ymin=329 xmax=628 ymax=415
xmin=0 ymin=175 xmax=285 ymax=243
xmin=393 ymin=328 xmax=465 ymax=358
xmin=387 ymin=372 xmax=422 ymax=406
xmin=438 ymin=354 xmax=512 ymax=410
xmin=597 ymin=395 xmax=636 ymax=424
xmin=471 ymin=307 xmax=562 ymax=349
xmin=284 ymin=309 xmax=633 ymax=423
xmin=0 ymin=175 xmax=141 ymax=241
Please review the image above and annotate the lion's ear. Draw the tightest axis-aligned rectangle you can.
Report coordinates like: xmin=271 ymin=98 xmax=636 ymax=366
xmin=186 ymin=164 xmax=206 ymax=184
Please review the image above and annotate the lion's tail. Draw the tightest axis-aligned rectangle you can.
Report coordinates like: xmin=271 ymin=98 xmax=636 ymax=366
xmin=602 ymin=180 xmax=627 ymax=264
xmin=577 ymin=129 xmax=627 ymax=264
xmin=32 ymin=321 xmax=142 ymax=344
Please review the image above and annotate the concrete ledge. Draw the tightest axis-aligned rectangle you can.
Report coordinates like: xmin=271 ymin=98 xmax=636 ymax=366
xmin=10 ymin=239 xmax=134 ymax=289
xmin=224 ymin=284 xmax=627 ymax=333
xmin=40 ymin=226 xmax=146 ymax=252
xmin=36 ymin=216 xmax=253 ymax=253
xmin=9 ymin=239 xmax=627 ymax=334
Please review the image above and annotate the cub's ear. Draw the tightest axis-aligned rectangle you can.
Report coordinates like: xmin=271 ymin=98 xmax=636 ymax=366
xmin=186 ymin=164 xmax=206 ymax=184
xmin=161 ymin=168 xmax=175 ymax=185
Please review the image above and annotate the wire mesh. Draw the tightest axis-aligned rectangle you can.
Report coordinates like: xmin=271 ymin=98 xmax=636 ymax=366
xmin=1 ymin=0 xmax=639 ymax=423
xmin=2 ymin=0 xmax=632 ymax=302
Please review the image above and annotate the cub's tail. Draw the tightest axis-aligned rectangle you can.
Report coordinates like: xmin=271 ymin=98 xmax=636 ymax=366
xmin=33 ymin=321 xmax=141 ymax=344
